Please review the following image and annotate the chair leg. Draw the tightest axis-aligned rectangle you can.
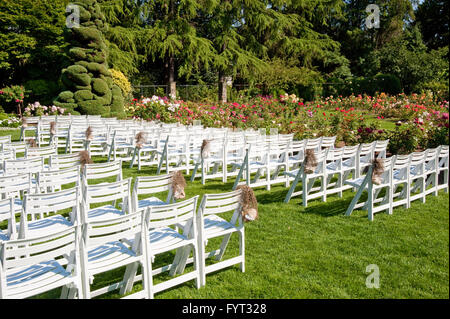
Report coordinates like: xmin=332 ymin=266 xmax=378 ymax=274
xmin=201 ymin=160 xmax=206 ymax=185
xmin=129 ymin=148 xmax=137 ymax=168
xmin=171 ymin=246 xmax=188 ymax=275
xmin=232 ymin=162 xmax=246 ymax=190
xmin=421 ymin=177 xmax=426 ymax=203
xmin=368 ymin=189 xmax=374 ymax=221
xmin=198 ymin=234 xmax=207 ymax=287
xmin=239 ymin=228 xmax=245 ymax=273
xmin=345 ymin=184 xmax=367 ymax=216
xmin=120 ymin=262 xmax=140 ymax=295
xmin=321 ymin=176 xmax=327 ymax=202
xmin=215 ymin=233 xmax=232 ymax=261
xmin=190 ymin=162 xmax=200 ymax=182
xmin=284 ymin=170 xmax=302 ymax=203
xmin=302 ymin=177 xmax=308 ymax=207
xmin=192 ymin=244 xmax=201 ymax=289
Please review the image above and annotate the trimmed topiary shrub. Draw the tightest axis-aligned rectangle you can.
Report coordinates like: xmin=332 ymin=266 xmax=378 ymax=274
xmin=78 ymin=99 xmax=108 ymax=115
xmin=53 ymin=0 xmax=125 ymax=117
xmin=110 ymin=85 xmax=125 ymax=118
xmin=92 ymin=78 xmax=108 ymax=96
xmin=58 ymin=91 xmax=75 ymax=102
xmin=74 ymin=90 xmax=94 ymax=102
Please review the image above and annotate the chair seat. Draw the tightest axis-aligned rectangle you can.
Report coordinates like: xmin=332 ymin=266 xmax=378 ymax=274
xmin=283 ymin=169 xmax=299 ymax=178
xmin=0 ymin=230 xmax=9 ymax=241
xmin=345 ymin=176 xmax=389 ymax=188
xmin=226 ymin=154 xmax=244 ymax=161
xmin=4 ymin=260 xmax=74 ymax=299
xmin=138 ymin=197 xmax=167 ymax=209
xmin=167 ymin=150 xmax=188 ymax=156
xmin=148 ymin=226 xmax=192 ymax=255
xmin=88 ymin=205 xmax=125 ymax=221
xmin=25 ymin=215 xmax=73 ymax=238
xmin=114 ymin=143 xmax=133 ymax=148
xmin=0 ymin=198 xmax=22 ymax=213
xmin=87 ymin=241 xmax=138 ymax=275
xmin=203 ymin=214 xmax=238 ymax=239
xmin=345 ymin=177 xmax=366 ymax=188
xmin=326 ymin=159 xmax=353 ymax=172
xmin=203 ymin=156 xmax=224 ymax=163
xmin=138 ymin=146 xmax=157 ymax=152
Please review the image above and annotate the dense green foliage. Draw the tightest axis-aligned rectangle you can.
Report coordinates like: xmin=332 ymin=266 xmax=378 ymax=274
xmin=0 ymin=0 xmax=449 ymax=111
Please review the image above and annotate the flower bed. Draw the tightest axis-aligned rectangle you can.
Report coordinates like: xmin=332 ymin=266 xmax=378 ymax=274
xmin=126 ymin=93 xmax=449 ymax=155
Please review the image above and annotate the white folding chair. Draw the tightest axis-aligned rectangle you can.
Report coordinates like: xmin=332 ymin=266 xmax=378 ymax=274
xmin=25 ymin=145 xmax=57 ymax=160
xmin=2 ymin=142 xmax=27 ymax=157
xmin=321 ymin=136 xmax=336 ymax=150
xmin=129 ymin=131 xmax=160 ymax=170
xmin=156 ymin=134 xmax=191 ymax=175
xmin=423 ymin=147 xmax=439 ymax=197
xmin=79 ymin=210 xmax=149 ymax=299
xmin=52 ymin=122 xmax=71 ymax=150
xmin=20 ymin=186 xmax=80 ymax=239
xmin=232 ymin=141 xmax=283 ymax=191
xmin=49 ymin=153 xmax=81 ymax=170
xmin=190 ymin=138 xmax=226 ymax=184
xmin=106 ymin=129 xmax=135 ymax=162
xmin=324 ymin=147 xmax=345 ymax=197
xmin=194 ymin=190 xmax=245 ymax=286
xmin=0 ymin=150 xmax=15 ymax=173
xmin=19 ymin=116 xmax=39 ymax=143
xmin=283 ymin=149 xmax=329 ymax=206
xmin=223 ymin=134 xmax=247 ymax=181
xmin=131 ymin=174 xmax=174 ymax=213
xmin=374 ymin=139 xmax=389 ymax=158
xmin=437 ymin=145 xmax=449 ymax=193
xmin=0 ymin=135 xmax=12 ymax=147
xmin=0 ymin=225 xmax=83 ymax=299
xmin=36 ymin=166 xmax=81 ymax=193
xmin=66 ymin=124 xmax=88 ymax=154
xmin=0 ymin=198 xmax=17 ymax=241
xmin=356 ymin=142 xmax=376 ymax=178
xmin=345 ymin=157 xmax=394 ymax=221
xmin=84 ymin=126 xmax=109 ymax=157
xmin=141 ymin=196 xmax=201 ymax=298
xmin=286 ymin=139 xmax=306 ymax=172
xmin=82 ymin=160 xmax=123 ymax=185
xmin=82 ymin=178 xmax=132 ymax=223
xmin=0 ymin=173 xmax=33 ymax=209
xmin=3 ymin=157 xmax=44 ymax=177
xmin=305 ymin=137 xmax=323 ymax=151
xmin=409 ymin=151 xmax=427 ymax=205
xmin=392 ymin=154 xmax=411 ymax=210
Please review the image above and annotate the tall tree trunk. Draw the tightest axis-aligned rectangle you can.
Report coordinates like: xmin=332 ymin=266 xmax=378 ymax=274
xmin=218 ymin=41 xmax=228 ymax=104
xmin=167 ymin=55 xmax=176 ymax=99
xmin=218 ymin=71 xmax=227 ymax=104
xmin=167 ymin=0 xmax=176 ymax=100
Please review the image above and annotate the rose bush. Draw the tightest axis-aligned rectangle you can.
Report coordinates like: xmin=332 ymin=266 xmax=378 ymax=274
xmin=123 ymin=92 xmax=448 ymax=153
xmin=23 ymin=102 xmax=66 ymax=117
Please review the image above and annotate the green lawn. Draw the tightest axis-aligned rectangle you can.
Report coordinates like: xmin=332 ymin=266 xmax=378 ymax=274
xmin=1 ymin=128 xmax=449 ymax=299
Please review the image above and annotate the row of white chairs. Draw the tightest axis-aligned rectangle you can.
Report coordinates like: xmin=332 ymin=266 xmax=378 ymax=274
xmin=281 ymin=139 xmax=389 ymax=205
xmin=0 ymin=177 xmax=246 ymax=299
xmin=344 ymin=145 xmax=449 ymax=220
